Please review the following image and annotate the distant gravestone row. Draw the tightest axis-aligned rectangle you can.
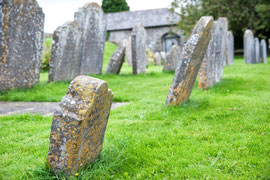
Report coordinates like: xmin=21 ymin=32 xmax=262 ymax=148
xmin=244 ymin=29 xmax=267 ymax=64
xmin=0 ymin=0 xmax=44 ymax=90
xmin=49 ymin=3 xmax=107 ymax=82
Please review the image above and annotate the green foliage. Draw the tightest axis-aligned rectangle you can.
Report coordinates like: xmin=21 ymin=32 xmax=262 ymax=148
xmin=102 ymin=0 xmax=130 ymax=13
xmin=41 ymin=38 xmax=53 ymax=71
xmin=171 ymin=0 xmax=270 ymax=41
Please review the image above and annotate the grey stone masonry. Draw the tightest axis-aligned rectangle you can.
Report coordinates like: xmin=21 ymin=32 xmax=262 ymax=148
xmin=123 ymin=37 xmax=132 ymax=66
xmin=131 ymin=23 xmax=147 ymax=75
xmin=0 ymin=0 xmax=44 ymax=90
xmin=49 ymin=3 xmax=107 ymax=82
xmin=163 ymin=45 xmax=182 ymax=72
xmin=260 ymin=39 xmax=267 ymax=64
xmin=106 ymin=45 xmax=125 ymax=74
xmin=227 ymin=31 xmax=234 ymax=65
xmin=154 ymin=52 xmax=162 ymax=66
xmin=244 ymin=29 xmax=255 ymax=64
xmin=254 ymin=37 xmax=260 ymax=63
xmin=166 ymin=16 xmax=214 ymax=106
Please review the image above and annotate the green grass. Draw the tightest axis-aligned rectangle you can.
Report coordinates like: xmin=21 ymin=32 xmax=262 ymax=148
xmin=0 ymin=44 xmax=270 ymax=179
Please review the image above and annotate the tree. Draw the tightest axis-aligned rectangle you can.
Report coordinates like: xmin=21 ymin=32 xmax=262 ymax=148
xmin=171 ymin=0 xmax=270 ymax=49
xmin=102 ymin=0 xmax=130 ymax=13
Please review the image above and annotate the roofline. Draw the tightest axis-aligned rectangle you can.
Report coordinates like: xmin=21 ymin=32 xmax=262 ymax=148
xmin=106 ymin=7 xmax=171 ymax=15
xmin=107 ymin=24 xmax=178 ymax=32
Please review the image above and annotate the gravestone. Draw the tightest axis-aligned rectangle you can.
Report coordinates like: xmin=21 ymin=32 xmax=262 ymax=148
xmin=244 ymin=30 xmax=255 ymax=64
xmin=160 ymin=51 xmax=167 ymax=64
xmin=218 ymin=18 xmax=228 ymax=66
xmin=154 ymin=52 xmax=162 ymax=66
xmin=198 ymin=21 xmax=219 ymax=89
xmin=163 ymin=45 xmax=182 ymax=72
xmin=260 ymin=39 xmax=267 ymax=64
xmin=47 ymin=75 xmax=113 ymax=175
xmin=123 ymin=37 xmax=132 ymax=66
xmin=227 ymin=31 xmax=234 ymax=65
xmin=49 ymin=3 xmax=107 ymax=82
xmin=131 ymin=23 xmax=147 ymax=75
xmin=106 ymin=45 xmax=125 ymax=74
xmin=254 ymin=38 xmax=260 ymax=63
xmin=0 ymin=0 xmax=44 ymax=90
xmin=166 ymin=16 xmax=214 ymax=106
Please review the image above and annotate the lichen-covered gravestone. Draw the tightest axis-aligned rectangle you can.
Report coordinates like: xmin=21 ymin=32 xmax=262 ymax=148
xmin=244 ymin=29 xmax=255 ymax=64
xmin=47 ymin=75 xmax=113 ymax=175
xmin=49 ymin=3 xmax=107 ymax=82
xmin=227 ymin=31 xmax=234 ymax=65
xmin=260 ymin=39 xmax=267 ymax=64
xmin=0 ymin=0 xmax=44 ymax=90
xmin=131 ymin=23 xmax=147 ymax=75
xmin=106 ymin=45 xmax=125 ymax=74
xmin=165 ymin=16 xmax=214 ymax=106
xmin=254 ymin=38 xmax=260 ymax=63
xmin=163 ymin=45 xmax=182 ymax=72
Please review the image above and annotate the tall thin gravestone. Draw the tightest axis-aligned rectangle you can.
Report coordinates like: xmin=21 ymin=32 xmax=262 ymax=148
xmin=260 ymin=39 xmax=267 ymax=64
xmin=227 ymin=31 xmax=234 ymax=65
xmin=0 ymin=0 xmax=44 ymax=90
xmin=244 ymin=30 xmax=255 ymax=64
xmin=131 ymin=23 xmax=147 ymax=75
xmin=166 ymin=16 xmax=214 ymax=106
xmin=254 ymin=37 xmax=260 ymax=63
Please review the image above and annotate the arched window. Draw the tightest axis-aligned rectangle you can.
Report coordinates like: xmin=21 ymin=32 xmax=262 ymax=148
xmin=162 ymin=33 xmax=180 ymax=53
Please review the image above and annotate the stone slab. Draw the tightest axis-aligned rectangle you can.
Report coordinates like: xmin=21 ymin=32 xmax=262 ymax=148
xmin=254 ymin=37 xmax=260 ymax=63
xmin=106 ymin=45 xmax=125 ymax=74
xmin=244 ymin=29 xmax=255 ymax=64
xmin=227 ymin=31 xmax=234 ymax=65
xmin=163 ymin=45 xmax=181 ymax=72
xmin=260 ymin=39 xmax=267 ymax=64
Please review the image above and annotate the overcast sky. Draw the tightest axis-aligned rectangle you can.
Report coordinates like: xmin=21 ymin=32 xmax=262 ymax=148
xmin=37 ymin=0 xmax=173 ymax=33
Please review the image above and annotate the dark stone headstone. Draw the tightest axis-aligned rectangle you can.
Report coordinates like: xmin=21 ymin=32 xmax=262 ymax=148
xmin=260 ymin=39 xmax=267 ymax=64
xmin=106 ymin=45 xmax=125 ymax=74
xmin=163 ymin=45 xmax=182 ymax=72
xmin=0 ymin=0 xmax=44 ymax=90
xmin=131 ymin=23 xmax=147 ymax=75
xmin=166 ymin=16 xmax=214 ymax=106
xmin=254 ymin=37 xmax=260 ymax=63
xmin=47 ymin=75 xmax=113 ymax=175
xmin=244 ymin=30 xmax=255 ymax=64
xmin=227 ymin=31 xmax=234 ymax=65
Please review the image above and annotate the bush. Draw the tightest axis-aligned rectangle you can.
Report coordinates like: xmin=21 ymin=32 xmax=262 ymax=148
xmin=41 ymin=38 xmax=52 ymax=71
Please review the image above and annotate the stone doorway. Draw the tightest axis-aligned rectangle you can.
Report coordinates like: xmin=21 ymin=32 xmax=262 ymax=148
xmin=162 ymin=33 xmax=180 ymax=53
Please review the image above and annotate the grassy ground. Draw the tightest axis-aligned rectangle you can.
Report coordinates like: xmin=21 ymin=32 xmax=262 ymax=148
xmin=0 ymin=43 xmax=270 ymax=179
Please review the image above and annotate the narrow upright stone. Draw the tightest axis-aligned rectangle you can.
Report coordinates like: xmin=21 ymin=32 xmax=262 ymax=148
xmin=106 ymin=45 xmax=125 ymax=74
xmin=166 ymin=16 xmax=214 ymax=106
xmin=0 ymin=0 xmax=44 ymax=90
xmin=131 ymin=23 xmax=147 ymax=75
xmin=254 ymin=38 xmax=260 ymax=63
xmin=47 ymin=76 xmax=113 ymax=175
xmin=154 ymin=52 xmax=162 ymax=66
xmin=244 ymin=29 xmax=255 ymax=64
xmin=260 ymin=39 xmax=267 ymax=64
xmin=163 ymin=45 xmax=182 ymax=72
xmin=227 ymin=31 xmax=234 ymax=65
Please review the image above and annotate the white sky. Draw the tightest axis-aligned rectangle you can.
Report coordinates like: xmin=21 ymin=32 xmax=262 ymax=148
xmin=37 ymin=0 xmax=173 ymax=33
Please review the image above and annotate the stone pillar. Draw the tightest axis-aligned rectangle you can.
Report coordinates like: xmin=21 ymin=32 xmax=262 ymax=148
xmin=131 ymin=23 xmax=147 ymax=75
xmin=47 ymin=76 xmax=113 ymax=175
xmin=0 ymin=0 xmax=44 ymax=90
xmin=244 ymin=29 xmax=255 ymax=64
xmin=254 ymin=37 xmax=260 ymax=63
xmin=106 ymin=45 xmax=125 ymax=74
xmin=163 ymin=45 xmax=182 ymax=72
xmin=227 ymin=31 xmax=234 ymax=65
xmin=260 ymin=39 xmax=267 ymax=64
xmin=165 ymin=16 xmax=214 ymax=106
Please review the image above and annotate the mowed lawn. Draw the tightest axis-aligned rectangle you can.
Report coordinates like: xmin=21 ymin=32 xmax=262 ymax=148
xmin=0 ymin=42 xmax=270 ymax=179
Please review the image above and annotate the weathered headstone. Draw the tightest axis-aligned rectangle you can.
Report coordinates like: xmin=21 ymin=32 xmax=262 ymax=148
xmin=254 ymin=38 xmax=260 ymax=63
xmin=160 ymin=51 xmax=167 ymax=64
xmin=131 ymin=23 xmax=147 ymax=75
xmin=227 ymin=31 xmax=234 ymax=65
xmin=163 ymin=45 xmax=182 ymax=72
xmin=0 ymin=0 xmax=44 ymax=90
xmin=165 ymin=16 xmax=214 ymax=106
xmin=154 ymin=52 xmax=162 ymax=66
xmin=123 ymin=37 xmax=132 ymax=66
xmin=49 ymin=3 xmax=107 ymax=82
xmin=219 ymin=18 xmax=228 ymax=66
xmin=47 ymin=75 xmax=113 ymax=175
xmin=260 ymin=39 xmax=267 ymax=64
xmin=106 ymin=45 xmax=125 ymax=74
xmin=244 ymin=29 xmax=255 ymax=64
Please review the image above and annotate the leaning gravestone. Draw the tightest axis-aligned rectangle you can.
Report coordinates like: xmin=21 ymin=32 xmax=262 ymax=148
xmin=227 ymin=31 xmax=234 ymax=65
xmin=131 ymin=23 xmax=147 ymax=75
xmin=0 ymin=0 xmax=44 ymax=90
xmin=47 ymin=75 xmax=113 ymax=175
xmin=260 ymin=39 xmax=267 ymax=64
xmin=244 ymin=29 xmax=255 ymax=64
xmin=165 ymin=16 xmax=214 ymax=106
xmin=106 ymin=45 xmax=125 ymax=74
xmin=254 ymin=38 xmax=260 ymax=63
xmin=49 ymin=3 xmax=107 ymax=82
xmin=163 ymin=45 xmax=182 ymax=72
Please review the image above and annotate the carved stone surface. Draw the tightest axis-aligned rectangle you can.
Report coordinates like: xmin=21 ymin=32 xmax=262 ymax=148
xmin=0 ymin=0 xmax=44 ymax=90
xmin=49 ymin=3 xmax=107 ymax=82
xmin=47 ymin=75 xmax=113 ymax=175
xmin=227 ymin=31 xmax=234 ymax=65
xmin=166 ymin=16 xmax=214 ymax=106
xmin=244 ymin=29 xmax=255 ymax=64
xmin=260 ymin=39 xmax=267 ymax=64
xmin=163 ymin=45 xmax=181 ymax=72
xmin=254 ymin=37 xmax=260 ymax=63
xmin=131 ymin=23 xmax=147 ymax=75
xmin=106 ymin=45 xmax=125 ymax=74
